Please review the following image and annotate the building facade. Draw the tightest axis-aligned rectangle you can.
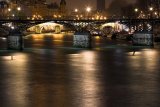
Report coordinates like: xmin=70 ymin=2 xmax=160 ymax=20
xmin=97 ymin=0 xmax=105 ymax=12
xmin=1 ymin=0 xmax=67 ymax=19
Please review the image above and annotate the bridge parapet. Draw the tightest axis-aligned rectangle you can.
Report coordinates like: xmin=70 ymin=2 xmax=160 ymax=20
xmin=7 ymin=29 xmax=23 ymax=50
xmin=73 ymin=31 xmax=91 ymax=48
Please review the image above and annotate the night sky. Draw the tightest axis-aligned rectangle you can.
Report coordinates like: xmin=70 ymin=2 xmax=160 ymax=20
xmin=2 ymin=0 xmax=138 ymax=10
xmin=47 ymin=0 xmax=137 ymax=10
xmin=2 ymin=0 xmax=140 ymax=14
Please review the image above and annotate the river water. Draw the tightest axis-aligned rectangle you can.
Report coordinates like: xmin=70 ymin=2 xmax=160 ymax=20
xmin=0 ymin=33 xmax=160 ymax=107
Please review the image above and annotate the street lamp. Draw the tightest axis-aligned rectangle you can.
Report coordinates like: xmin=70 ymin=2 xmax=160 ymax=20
xmin=154 ymin=12 xmax=158 ymax=18
xmin=149 ymin=7 xmax=154 ymax=18
xmin=74 ymin=8 xmax=78 ymax=12
xmin=149 ymin=7 xmax=153 ymax=11
xmin=17 ymin=7 xmax=21 ymax=11
xmin=86 ymin=7 xmax=91 ymax=19
xmin=86 ymin=7 xmax=91 ymax=13
xmin=8 ymin=8 xmax=11 ymax=12
xmin=12 ymin=14 xmax=15 ymax=17
xmin=134 ymin=8 xmax=139 ymax=18
xmin=134 ymin=8 xmax=138 ymax=12
xmin=7 ymin=6 xmax=22 ymax=19
xmin=17 ymin=6 xmax=21 ymax=18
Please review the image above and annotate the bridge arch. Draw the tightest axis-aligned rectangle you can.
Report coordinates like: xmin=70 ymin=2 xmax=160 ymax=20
xmin=27 ymin=22 xmax=64 ymax=34
xmin=100 ymin=22 xmax=129 ymax=33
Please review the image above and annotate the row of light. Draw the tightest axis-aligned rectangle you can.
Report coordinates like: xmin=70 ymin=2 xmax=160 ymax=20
xmin=74 ymin=7 xmax=92 ymax=13
xmin=31 ymin=14 xmax=43 ymax=20
xmin=73 ymin=7 xmax=107 ymax=20
xmin=6 ymin=6 xmax=106 ymax=20
xmin=8 ymin=7 xmax=21 ymax=12
xmin=74 ymin=16 xmax=107 ymax=20
xmin=134 ymin=7 xmax=159 ymax=18
xmin=134 ymin=7 xmax=154 ymax=12
xmin=7 ymin=6 xmax=21 ymax=18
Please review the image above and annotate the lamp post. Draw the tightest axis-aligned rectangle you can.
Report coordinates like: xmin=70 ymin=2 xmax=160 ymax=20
xmin=17 ymin=6 xmax=21 ymax=19
xmin=74 ymin=8 xmax=78 ymax=13
xmin=134 ymin=8 xmax=139 ymax=18
xmin=149 ymin=7 xmax=153 ymax=19
xmin=7 ymin=8 xmax=11 ymax=19
xmin=74 ymin=8 xmax=78 ymax=20
xmin=154 ymin=12 xmax=158 ymax=18
xmin=7 ymin=6 xmax=21 ymax=19
xmin=86 ymin=7 xmax=91 ymax=19
xmin=8 ymin=8 xmax=11 ymax=12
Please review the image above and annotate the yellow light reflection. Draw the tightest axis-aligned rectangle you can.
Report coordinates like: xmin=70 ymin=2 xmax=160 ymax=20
xmin=127 ymin=51 xmax=142 ymax=56
xmin=3 ymin=53 xmax=29 ymax=106
xmin=52 ymin=34 xmax=64 ymax=46
xmin=143 ymin=49 xmax=157 ymax=56
xmin=1 ymin=56 xmax=14 ymax=60
xmin=95 ymin=36 xmax=100 ymax=40
xmin=52 ymin=34 xmax=63 ymax=40
xmin=128 ymin=49 xmax=159 ymax=72
xmin=143 ymin=49 xmax=158 ymax=72
xmin=94 ymin=36 xmax=101 ymax=44
xmin=68 ymin=51 xmax=101 ymax=107
xmin=32 ymin=34 xmax=44 ymax=40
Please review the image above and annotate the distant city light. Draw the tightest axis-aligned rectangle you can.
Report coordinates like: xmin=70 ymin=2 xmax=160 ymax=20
xmin=11 ymin=26 xmax=15 ymax=29
xmin=8 ymin=8 xmax=11 ymax=12
xmin=154 ymin=12 xmax=157 ymax=15
xmin=149 ymin=7 xmax=153 ymax=11
xmin=75 ymin=9 xmax=78 ymax=12
xmin=134 ymin=8 xmax=138 ymax=12
xmin=86 ymin=7 xmax=91 ymax=12
xmin=17 ymin=7 xmax=21 ymax=11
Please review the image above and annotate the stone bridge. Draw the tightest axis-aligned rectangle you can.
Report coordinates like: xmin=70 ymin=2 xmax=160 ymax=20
xmin=0 ymin=19 xmax=159 ymax=36
xmin=0 ymin=19 xmax=160 ymax=50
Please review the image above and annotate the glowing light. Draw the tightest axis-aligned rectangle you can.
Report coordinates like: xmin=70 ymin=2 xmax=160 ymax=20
xmin=75 ymin=9 xmax=78 ymax=12
xmin=52 ymin=34 xmax=63 ymax=40
xmin=17 ymin=7 xmax=21 ymax=11
xmin=31 ymin=14 xmax=43 ymax=20
xmin=134 ymin=8 xmax=138 ymax=12
xmin=155 ymin=12 xmax=158 ymax=15
xmin=8 ymin=8 xmax=11 ymax=12
xmin=54 ymin=15 xmax=57 ymax=18
xmin=95 ymin=36 xmax=100 ymax=40
xmin=149 ymin=7 xmax=153 ymax=11
xmin=0 ymin=37 xmax=6 ymax=40
xmin=11 ymin=26 xmax=15 ymax=29
xmin=104 ymin=17 xmax=107 ymax=20
xmin=86 ymin=7 xmax=91 ymax=12
xmin=32 ymin=34 xmax=44 ymax=40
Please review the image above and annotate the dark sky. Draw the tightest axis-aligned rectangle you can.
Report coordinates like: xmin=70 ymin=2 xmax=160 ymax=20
xmin=47 ymin=0 xmax=99 ymax=10
xmin=2 ymin=0 xmax=99 ymax=9
xmin=2 ymin=0 xmax=140 ymax=15
xmin=47 ymin=0 xmax=137 ymax=10
xmin=3 ymin=0 xmax=138 ymax=10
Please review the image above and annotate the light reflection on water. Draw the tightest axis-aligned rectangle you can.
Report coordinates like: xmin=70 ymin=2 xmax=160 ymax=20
xmin=126 ymin=49 xmax=160 ymax=107
xmin=128 ymin=49 xmax=159 ymax=71
xmin=1 ymin=33 xmax=160 ymax=106
xmin=2 ymin=53 xmax=29 ymax=107
xmin=24 ymin=33 xmax=73 ymax=48
xmin=24 ymin=33 xmax=105 ymax=49
xmin=68 ymin=51 xmax=102 ymax=107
